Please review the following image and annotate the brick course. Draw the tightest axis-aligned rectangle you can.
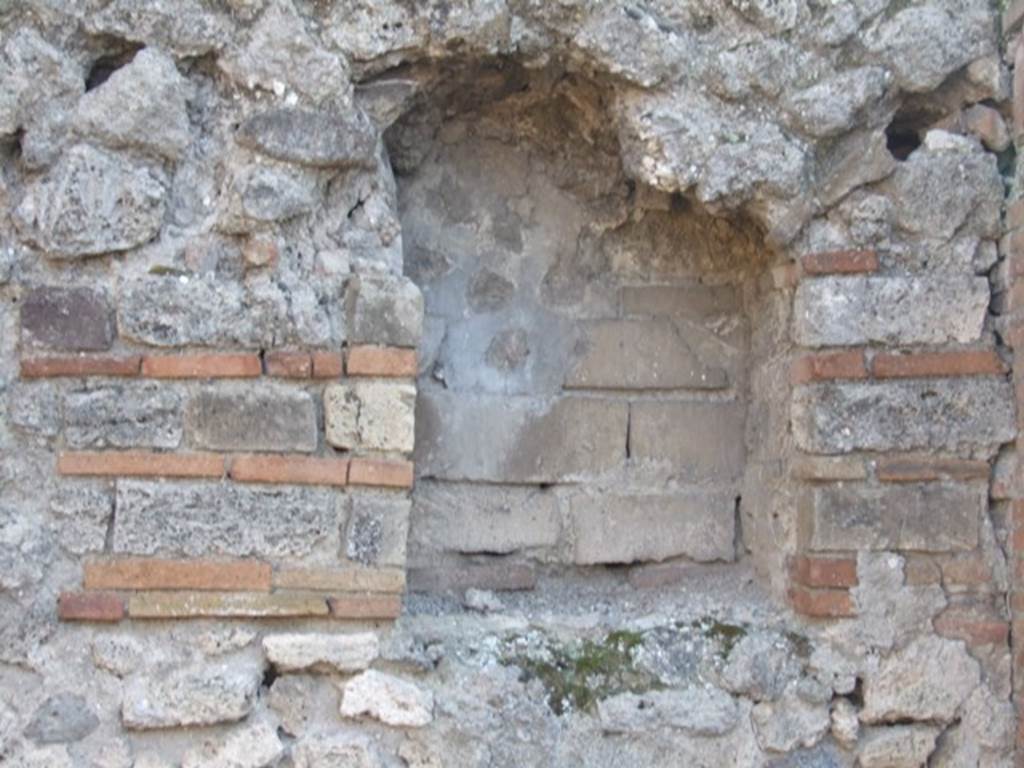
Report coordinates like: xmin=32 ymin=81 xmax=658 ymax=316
xmin=58 ymin=450 xmax=225 ymax=479
xmin=872 ymin=350 xmax=1005 ymax=379
xmin=800 ymin=249 xmax=879 ymax=276
xmin=229 ymin=454 xmax=349 ymax=487
xmin=142 ymin=353 xmax=262 ymax=379
xmin=58 ymin=591 xmax=125 ymax=622
xmin=84 ymin=558 xmax=271 ymax=591
xmin=790 ymin=351 xmax=868 ymax=384
xmin=21 ymin=355 xmax=141 ymax=378
xmin=348 ymin=458 xmax=415 ymax=488
xmin=346 ymin=345 xmax=418 ymax=377
xmin=788 ymin=586 xmax=855 ymax=618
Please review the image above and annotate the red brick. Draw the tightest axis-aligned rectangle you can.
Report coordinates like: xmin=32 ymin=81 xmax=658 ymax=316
xmin=800 ymin=249 xmax=879 ymax=276
xmin=904 ymin=554 xmax=942 ymax=586
xmin=875 ymin=455 xmax=990 ymax=483
xmin=142 ymin=353 xmax=261 ymax=379
xmin=790 ymin=351 xmax=868 ymax=385
xmin=84 ymin=558 xmax=271 ymax=592
xmin=788 ymin=586 xmax=855 ymax=618
xmin=935 ymin=608 xmax=1009 ymax=647
xmin=58 ymin=592 xmax=124 ymax=622
xmin=346 ymin=345 xmax=418 ymax=378
xmin=58 ymin=450 xmax=225 ymax=479
xmin=872 ymin=350 xmax=1005 ymax=379
xmin=265 ymin=351 xmax=312 ymax=378
xmin=789 ymin=555 xmax=858 ymax=588
xmin=311 ymin=351 xmax=344 ymax=379
xmin=348 ymin=458 xmax=414 ymax=489
xmin=229 ymin=454 xmax=349 ymax=487
xmin=940 ymin=557 xmax=993 ymax=588
xmin=328 ymin=594 xmax=403 ymax=620
xmin=20 ymin=355 xmax=141 ymax=378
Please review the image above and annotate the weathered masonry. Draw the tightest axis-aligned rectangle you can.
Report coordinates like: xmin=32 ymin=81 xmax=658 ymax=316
xmin=1 ymin=1 xmax=1024 ymax=766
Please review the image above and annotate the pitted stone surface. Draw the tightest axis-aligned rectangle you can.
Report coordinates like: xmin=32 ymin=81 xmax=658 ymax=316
xmin=180 ymin=720 xmax=283 ymax=768
xmin=122 ymin=665 xmax=261 ymax=729
xmin=20 ymin=286 xmax=114 ymax=351
xmin=263 ymin=632 xmax=379 ymax=674
xmin=65 ymin=384 xmax=183 ymax=450
xmin=237 ymin=107 xmax=377 ymax=168
xmin=598 ymin=687 xmax=740 ymax=736
xmin=341 ymin=670 xmax=433 ymax=727
xmin=187 ymin=385 xmax=317 ymax=453
xmin=24 ymin=693 xmax=99 ymax=745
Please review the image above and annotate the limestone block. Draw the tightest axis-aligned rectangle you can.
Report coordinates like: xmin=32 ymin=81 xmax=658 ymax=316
xmin=416 ymin=392 xmax=627 ymax=483
xmin=113 ymin=480 xmax=340 ymax=559
xmin=65 ymin=384 xmax=183 ymax=449
xmin=325 ymin=381 xmax=416 ymax=453
xmin=340 ymin=670 xmax=433 ymax=727
xmin=187 ymin=384 xmax=317 ymax=452
xmin=629 ymin=400 xmax=746 ymax=480
xmin=805 ymin=483 xmax=982 ymax=552
xmin=292 ymin=735 xmax=382 ymax=768
xmin=570 ymin=492 xmax=735 ymax=564
xmin=181 ymin=720 xmax=283 ymax=768
xmin=858 ymin=726 xmax=941 ymax=768
xmin=122 ymin=665 xmax=261 ymax=729
xmin=791 ymin=379 xmax=1015 ymax=455
xmin=263 ymin=632 xmax=379 ymax=674
xmin=793 ymin=276 xmax=989 ymax=347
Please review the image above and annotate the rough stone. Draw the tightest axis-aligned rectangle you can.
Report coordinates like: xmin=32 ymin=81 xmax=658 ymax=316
xmin=236 ymin=107 xmax=377 ymax=168
xmin=751 ymin=686 xmax=830 ymax=753
xmin=340 ymin=670 xmax=433 ymax=727
xmin=783 ymin=67 xmax=888 ymax=138
xmin=345 ymin=274 xmax=424 ymax=348
xmin=629 ymin=401 xmax=746 ymax=480
xmin=292 ymin=734 xmax=382 ymax=768
xmin=222 ymin=164 xmax=318 ymax=230
xmin=794 ymin=276 xmax=989 ymax=347
xmin=64 ymin=384 xmax=183 ymax=449
xmin=187 ymin=385 xmax=317 ymax=452
xmin=598 ymin=686 xmax=739 ymax=736
xmin=791 ymin=379 xmax=1015 ymax=455
xmin=857 ymin=725 xmax=941 ymax=768
xmin=806 ymin=484 xmax=982 ymax=553
xmin=113 ymin=480 xmax=339 ymax=559
xmin=0 ymin=29 xmax=82 ymax=141
xmin=180 ymin=720 xmax=283 ymax=768
xmin=23 ymin=693 xmax=99 ymax=744
xmin=6 ymin=381 xmax=61 ymax=436
xmin=14 ymin=145 xmax=167 ymax=259
xmin=416 ymin=392 xmax=627 ymax=483
xmin=20 ymin=287 xmax=114 ymax=351
xmin=717 ymin=632 xmax=802 ymax=702
xmin=325 ymin=381 xmax=416 ymax=453
xmin=122 ymin=665 xmax=261 ymax=729
xmin=829 ymin=699 xmax=858 ymax=748
xmin=410 ymin=481 xmax=560 ymax=556
xmin=860 ymin=635 xmax=981 ymax=724
xmin=566 ymin=319 xmax=729 ymax=390
xmin=263 ymin=632 xmax=379 ymax=674
xmin=346 ymin=494 xmax=410 ymax=567
xmin=74 ymin=48 xmax=190 ymax=161
xmin=570 ymin=492 xmax=736 ymax=565
xmin=49 ymin=484 xmax=112 ymax=555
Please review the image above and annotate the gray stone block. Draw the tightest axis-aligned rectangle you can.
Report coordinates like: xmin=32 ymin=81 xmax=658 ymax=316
xmin=570 ymin=492 xmax=736 ymax=564
xmin=122 ymin=665 xmax=261 ymax=729
xmin=629 ymin=401 xmax=746 ymax=481
xmin=20 ymin=286 xmax=114 ymax=351
xmin=24 ymin=693 xmax=99 ymax=744
xmin=621 ymin=283 xmax=740 ymax=321
xmin=65 ymin=384 xmax=183 ymax=449
xmin=566 ymin=319 xmax=729 ymax=390
xmin=14 ymin=145 xmax=167 ymax=259
xmin=236 ymin=107 xmax=377 ymax=168
xmin=187 ymin=385 xmax=317 ymax=453
xmin=416 ymin=392 xmax=627 ymax=483
xmin=345 ymin=273 xmax=423 ymax=348
xmin=345 ymin=493 xmax=410 ymax=567
xmin=410 ymin=481 xmax=560 ymax=556
xmin=114 ymin=480 xmax=340 ymax=559
xmin=805 ymin=483 xmax=983 ymax=552
xmin=793 ymin=276 xmax=989 ymax=347
xmin=791 ymin=379 xmax=1016 ymax=455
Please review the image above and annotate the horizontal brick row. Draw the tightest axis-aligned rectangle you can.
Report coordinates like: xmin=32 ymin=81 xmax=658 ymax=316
xmin=788 ymin=555 xmax=857 ymax=588
xmin=787 ymin=585 xmax=855 ymax=619
xmin=792 ymin=453 xmax=990 ymax=484
xmin=791 ymin=348 xmax=1005 ymax=385
xmin=20 ymin=346 xmax=415 ymax=380
xmin=58 ymin=591 xmax=401 ymax=621
xmin=800 ymin=249 xmax=879 ymax=276
xmin=57 ymin=450 xmax=414 ymax=489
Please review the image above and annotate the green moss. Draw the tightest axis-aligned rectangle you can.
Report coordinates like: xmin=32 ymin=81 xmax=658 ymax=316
xmin=147 ymin=265 xmax=190 ymax=277
xmin=690 ymin=617 xmax=747 ymax=659
xmin=501 ymin=630 xmax=659 ymax=716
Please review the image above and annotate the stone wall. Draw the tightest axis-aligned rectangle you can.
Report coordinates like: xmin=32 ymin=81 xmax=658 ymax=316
xmin=0 ymin=0 xmax=1021 ymax=766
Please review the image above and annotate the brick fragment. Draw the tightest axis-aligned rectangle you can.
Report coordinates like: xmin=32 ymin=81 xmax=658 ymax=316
xmin=58 ymin=450 xmax=225 ymax=479
xmin=407 ymin=564 xmax=537 ymax=593
xmin=800 ymin=250 xmax=878 ymax=276
xmin=21 ymin=355 xmax=141 ymax=378
xmin=84 ymin=558 xmax=271 ymax=592
xmin=273 ymin=567 xmax=406 ymax=594
xmin=789 ymin=555 xmax=858 ymax=588
xmin=327 ymin=594 xmax=403 ymax=620
xmin=790 ymin=455 xmax=867 ymax=481
xmin=142 ymin=353 xmax=261 ymax=379
xmin=903 ymin=555 xmax=942 ymax=586
xmin=348 ymin=458 xmax=414 ymax=489
xmin=935 ymin=608 xmax=1009 ymax=647
xmin=58 ymin=592 xmax=125 ymax=622
xmin=346 ymin=345 xmax=417 ymax=377
xmin=790 ymin=351 xmax=868 ymax=385
xmin=265 ymin=351 xmax=312 ymax=378
xmin=230 ymin=454 xmax=349 ymax=487
xmin=939 ymin=557 xmax=992 ymax=588
xmin=872 ymin=350 xmax=1005 ymax=379
xmin=127 ymin=591 xmax=328 ymax=618
xmin=875 ymin=456 xmax=990 ymax=483
xmin=788 ymin=586 xmax=855 ymax=618
xmin=311 ymin=351 xmax=344 ymax=379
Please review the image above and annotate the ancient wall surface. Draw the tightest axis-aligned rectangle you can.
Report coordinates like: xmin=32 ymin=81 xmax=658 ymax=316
xmin=0 ymin=0 xmax=1022 ymax=766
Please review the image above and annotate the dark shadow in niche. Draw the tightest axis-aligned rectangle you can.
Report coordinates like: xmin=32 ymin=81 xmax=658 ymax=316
xmin=379 ymin=57 xmax=782 ymax=587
